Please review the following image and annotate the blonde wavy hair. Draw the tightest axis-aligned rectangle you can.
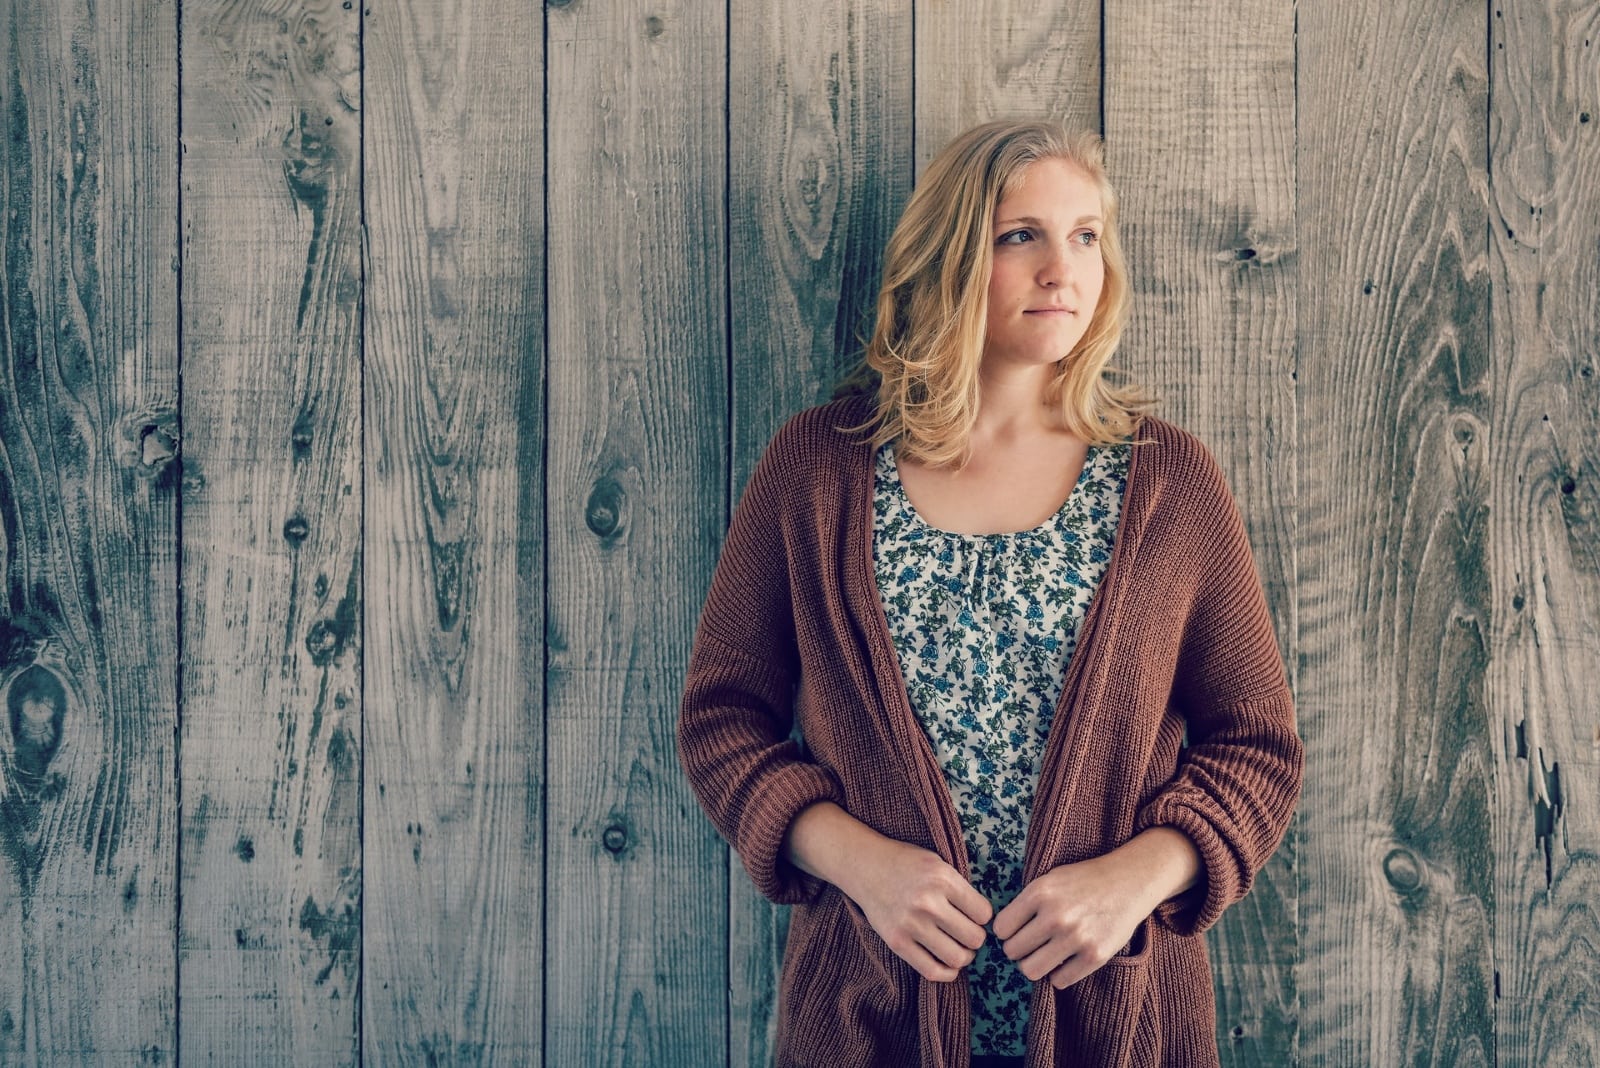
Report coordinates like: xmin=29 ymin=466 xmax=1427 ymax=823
xmin=835 ymin=119 xmax=1158 ymax=466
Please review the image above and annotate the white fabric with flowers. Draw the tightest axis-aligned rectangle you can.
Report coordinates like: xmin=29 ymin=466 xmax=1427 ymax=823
xmin=870 ymin=436 xmax=1130 ymax=1057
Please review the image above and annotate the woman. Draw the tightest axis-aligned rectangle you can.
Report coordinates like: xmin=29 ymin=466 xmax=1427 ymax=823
xmin=677 ymin=119 xmax=1302 ymax=1068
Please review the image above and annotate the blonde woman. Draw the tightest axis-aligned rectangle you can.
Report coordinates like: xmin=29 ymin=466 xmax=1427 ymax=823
xmin=678 ymin=119 xmax=1302 ymax=1068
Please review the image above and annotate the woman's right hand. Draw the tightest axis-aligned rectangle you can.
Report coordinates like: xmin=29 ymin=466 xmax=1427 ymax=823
xmin=782 ymin=802 xmax=993 ymax=982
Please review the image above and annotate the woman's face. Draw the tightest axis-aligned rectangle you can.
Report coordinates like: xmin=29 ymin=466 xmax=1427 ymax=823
xmin=982 ymin=157 xmax=1106 ymax=372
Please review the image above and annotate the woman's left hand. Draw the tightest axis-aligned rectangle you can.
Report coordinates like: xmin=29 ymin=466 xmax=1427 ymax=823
xmin=991 ymin=853 xmax=1156 ymax=989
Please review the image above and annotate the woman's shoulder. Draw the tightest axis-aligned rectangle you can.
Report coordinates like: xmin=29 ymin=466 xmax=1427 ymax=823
xmin=1124 ymin=412 xmax=1250 ymax=536
xmin=736 ymin=394 xmax=877 ymax=520
xmin=764 ymin=393 xmax=878 ymax=463
xmin=1128 ymin=412 xmax=1230 ymax=485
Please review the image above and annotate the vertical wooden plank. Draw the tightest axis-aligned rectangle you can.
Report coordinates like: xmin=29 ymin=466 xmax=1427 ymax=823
xmin=178 ymin=0 xmax=363 ymax=1060
xmin=360 ymin=0 xmax=545 ymax=1059
xmin=1296 ymin=0 xmax=1494 ymax=1063
xmin=0 ymin=0 xmax=178 ymax=1059
xmin=1489 ymin=1 xmax=1600 ymax=1063
xmin=1103 ymin=0 xmax=1297 ymax=1063
xmin=914 ymin=0 xmax=1100 ymax=173
xmin=725 ymin=1 xmax=912 ymax=1062
xmin=544 ymin=0 xmax=726 ymax=1064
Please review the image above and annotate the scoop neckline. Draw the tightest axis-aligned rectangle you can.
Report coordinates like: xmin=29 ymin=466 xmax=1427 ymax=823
xmin=883 ymin=440 xmax=1102 ymax=540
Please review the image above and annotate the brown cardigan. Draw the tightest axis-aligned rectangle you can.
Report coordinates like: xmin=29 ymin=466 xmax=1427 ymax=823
xmin=677 ymin=395 xmax=1302 ymax=1067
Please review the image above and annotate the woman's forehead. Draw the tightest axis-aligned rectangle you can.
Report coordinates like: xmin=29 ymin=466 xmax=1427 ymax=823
xmin=998 ymin=159 xmax=1104 ymax=216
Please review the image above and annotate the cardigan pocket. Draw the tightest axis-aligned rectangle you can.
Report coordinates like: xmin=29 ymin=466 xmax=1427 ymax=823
xmin=1045 ymin=914 xmax=1158 ymax=1068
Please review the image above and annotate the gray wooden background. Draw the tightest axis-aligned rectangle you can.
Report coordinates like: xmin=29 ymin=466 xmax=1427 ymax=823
xmin=2 ymin=0 xmax=1596 ymax=1063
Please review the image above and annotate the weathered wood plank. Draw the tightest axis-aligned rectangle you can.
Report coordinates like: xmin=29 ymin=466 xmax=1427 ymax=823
xmin=359 ymin=0 xmax=545 ymax=1061
xmin=914 ymin=0 xmax=1099 ymax=173
xmin=177 ymin=0 xmax=363 ymax=1060
xmin=0 ymin=0 xmax=179 ymax=1060
xmin=1489 ymin=1 xmax=1600 ymax=1063
xmin=1296 ymin=0 xmax=1494 ymax=1062
xmin=725 ymin=1 xmax=912 ymax=1061
xmin=544 ymin=1 xmax=728 ymax=1064
xmin=1103 ymin=0 xmax=1298 ymax=1062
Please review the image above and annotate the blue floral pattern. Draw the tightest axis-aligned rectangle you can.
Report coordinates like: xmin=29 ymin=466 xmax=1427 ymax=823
xmin=871 ymin=437 xmax=1130 ymax=1057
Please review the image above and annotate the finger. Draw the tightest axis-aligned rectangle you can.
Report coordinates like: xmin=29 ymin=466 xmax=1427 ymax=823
xmin=951 ymin=880 xmax=995 ymax=926
xmin=1015 ymin=940 xmax=1073 ymax=984
xmin=918 ymin=926 xmax=978 ymax=971
xmin=935 ymin=908 xmax=989 ymax=952
xmin=1001 ymin=917 xmax=1055 ymax=967
xmin=1048 ymin=954 xmax=1098 ymax=989
xmin=992 ymin=895 xmax=1032 ymax=941
xmin=901 ymin=941 xmax=961 ymax=983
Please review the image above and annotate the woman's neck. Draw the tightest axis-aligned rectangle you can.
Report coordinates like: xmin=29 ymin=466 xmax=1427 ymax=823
xmin=972 ymin=362 xmax=1066 ymax=444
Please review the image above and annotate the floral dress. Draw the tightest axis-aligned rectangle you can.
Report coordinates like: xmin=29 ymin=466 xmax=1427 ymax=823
xmin=870 ymin=436 xmax=1131 ymax=1057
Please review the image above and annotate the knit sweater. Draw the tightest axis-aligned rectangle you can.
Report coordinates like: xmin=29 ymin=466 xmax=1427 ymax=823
xmin=677 ymin=394 xmax=1303 ymax=1068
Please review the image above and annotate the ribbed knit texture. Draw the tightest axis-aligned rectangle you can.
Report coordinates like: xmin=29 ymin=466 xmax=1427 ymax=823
xmin=678 ymin=395 xmax=1303 ymax=1068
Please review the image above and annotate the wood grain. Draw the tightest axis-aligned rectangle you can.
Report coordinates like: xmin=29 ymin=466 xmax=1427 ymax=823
xmin=725 ymin=0 xmax=912 ymax=1061
xmin=1296 ymin=0 xmax=1495 ymax=1062
xmin=0 ymin=0 xmax=180 ymax=1059
xmin=914 ymin=0 xmax=1100 ymax=173
xmin=1489 ymin=0 xmax=1600 ymax=1063
xmin=1103 ymin=0 xmax=1298 ymax=1062
xmin=5 ymin=1 xmax=1600 ymax=1063
xmin=177 ymin=0 xmax=364 ymax=1060
xmin=544 ymin=1 xmax=728 ymax=1064
xmin=360 ymin=0 xmax=545 ymax=1060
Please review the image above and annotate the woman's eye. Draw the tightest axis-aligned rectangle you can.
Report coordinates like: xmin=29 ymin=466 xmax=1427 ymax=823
xmin=1075 ymin=229 xmax=1100 ymax=246
xmin=998 ymin=229 xmax=1033 ymax=245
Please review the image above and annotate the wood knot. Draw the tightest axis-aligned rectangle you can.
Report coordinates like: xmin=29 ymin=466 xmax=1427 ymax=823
xmin=1382 ymin=846 xmax=1423 ymax=894
xmin=122 ymin=407 xmax=182 ymax=487
xmin=291 ymin=413 xmax=314 ymax=458
xmin=6 ymin=663 xmax=68 ymax=778
xmin=602 ymin=822 xmax=630 ymax=855
xmin=644 ymin=14 xmax=665 ymax=36
xmin=140 ymin=422 xmax=179 ymax=469
xmin=305 ymin=618 xmax=349 ymax=665
xmin=585 ymin=477 xmax=626 ymax=539
xmin=284 ymin=516 xmax=310 ymax=544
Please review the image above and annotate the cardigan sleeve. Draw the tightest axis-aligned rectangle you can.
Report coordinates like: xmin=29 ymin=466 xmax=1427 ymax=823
xmin=1132 ymin=449 xmax=1303 ymax=937
xmin=677 ymin=427 xmax=847 ymax=905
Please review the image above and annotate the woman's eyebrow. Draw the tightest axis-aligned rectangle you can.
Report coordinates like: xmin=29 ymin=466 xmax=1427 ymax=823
xmin=994 ymin=213 xmax=1104 ymax=228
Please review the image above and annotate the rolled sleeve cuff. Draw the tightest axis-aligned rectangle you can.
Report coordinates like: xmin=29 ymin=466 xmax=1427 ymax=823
xmin=740 ymin=763 xmax=848 ymax=905
xmin=1133 ymin=793 xmax=1244 ymax=937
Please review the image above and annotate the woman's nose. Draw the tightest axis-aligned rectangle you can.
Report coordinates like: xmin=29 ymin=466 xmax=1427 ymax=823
xmin=1037 ymin=242 xmax=1075 ymax=288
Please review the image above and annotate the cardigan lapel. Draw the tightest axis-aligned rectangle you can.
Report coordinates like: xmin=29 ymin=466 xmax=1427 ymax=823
xmin=835 ymin=404 xmax=971 ymax=874
xmin=1018 ymin=415 xmax=1157 ymax=1064
xmin=1018 ymin=415 xmax=1156 ymax=882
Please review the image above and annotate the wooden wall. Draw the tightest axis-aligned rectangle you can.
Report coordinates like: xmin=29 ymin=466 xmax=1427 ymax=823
xmin=1 ymin=0 xmax=1595 ymax=1063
